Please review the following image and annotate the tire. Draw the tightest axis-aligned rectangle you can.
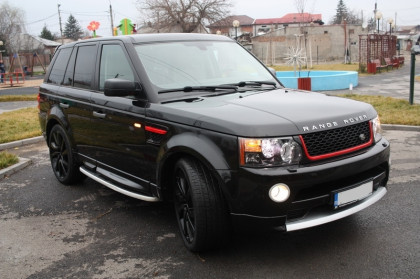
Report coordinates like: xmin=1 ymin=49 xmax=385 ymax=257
xmin=173 ymin=157 xmax=230 ymax=252
xmin=48 ymin=125 xmax=84 ymax=185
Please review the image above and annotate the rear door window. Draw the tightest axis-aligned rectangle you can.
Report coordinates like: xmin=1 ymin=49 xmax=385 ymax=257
xmin=47 ymin=48 xmax=72 ymax=85
xmin=62 ymin=48 xmax=77 ymax=86
xmin=73 ymin=45 xmax=97 ymax=89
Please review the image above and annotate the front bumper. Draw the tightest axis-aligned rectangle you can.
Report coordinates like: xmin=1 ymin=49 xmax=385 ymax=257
xmin=221 ymin=138 xmax=390 ymax=230
xmin=284 ymin=186 xmax=386 ymax=231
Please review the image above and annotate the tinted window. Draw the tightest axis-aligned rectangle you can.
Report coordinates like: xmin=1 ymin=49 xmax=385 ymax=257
xmin=99 ymin=44 xmax=134 ymax=91
xmin=47 ymin=48 xmax=72 ymax=85
xmin=62 ymin=48 xmax=76 ymax=86
xmin=74 ymin=45 xmax=96 ymax=89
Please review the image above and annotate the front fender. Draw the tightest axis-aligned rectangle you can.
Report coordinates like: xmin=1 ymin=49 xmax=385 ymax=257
xmin=156 ymin=131 xmax=238 ymax=200
xmin=163 ymin=131 xmax=236 ymax=170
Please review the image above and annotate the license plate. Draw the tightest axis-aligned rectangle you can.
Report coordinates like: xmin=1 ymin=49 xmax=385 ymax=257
xmin=334 ymin=181 xmax=373 ymax=209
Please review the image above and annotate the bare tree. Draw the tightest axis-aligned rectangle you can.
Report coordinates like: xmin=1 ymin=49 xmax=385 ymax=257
xmin=137 ymin=0 xmax=232 ymax=33
xmin=0 ymin=2 xmax=26 ymax=54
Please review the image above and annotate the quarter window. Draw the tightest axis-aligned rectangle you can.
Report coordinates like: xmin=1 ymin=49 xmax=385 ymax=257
xmin=99 ymin=44 xmax=134 ymax=91
xmin=73 ymin=45 xmax=96 ymax=89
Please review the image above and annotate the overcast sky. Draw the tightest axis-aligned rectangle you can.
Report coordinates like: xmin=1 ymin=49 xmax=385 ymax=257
xmin=9 ymin=0 xmax=420 ymax=37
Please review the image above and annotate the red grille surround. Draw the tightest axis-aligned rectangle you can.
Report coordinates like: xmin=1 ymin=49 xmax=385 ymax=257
xmin=300 ymin=121 xmax=373 ymax=161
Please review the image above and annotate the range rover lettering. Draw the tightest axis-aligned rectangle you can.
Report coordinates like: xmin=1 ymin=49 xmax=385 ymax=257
xmin=38 ymin=34 xmax=390 ymax=252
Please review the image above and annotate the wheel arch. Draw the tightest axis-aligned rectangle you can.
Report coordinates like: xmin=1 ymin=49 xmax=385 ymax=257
xmin=45 ymin=105 xmax=72 ymax=146
xmin=157 ymin=132 xmax=233 ymax=205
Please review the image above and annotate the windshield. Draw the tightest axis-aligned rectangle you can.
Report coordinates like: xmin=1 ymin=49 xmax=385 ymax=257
xmin=135 ymin=41 xmax=278 ymax=91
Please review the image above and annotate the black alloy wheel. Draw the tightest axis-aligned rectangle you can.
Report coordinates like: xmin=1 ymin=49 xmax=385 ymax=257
xmin=173 ymin=157 xmax=230 ymax=252
xmin=48 ymin=125 xmax=84 ymax=185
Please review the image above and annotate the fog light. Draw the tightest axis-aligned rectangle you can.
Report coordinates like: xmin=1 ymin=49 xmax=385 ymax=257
xmin=269 ymin=183 xmax=290 ymax=202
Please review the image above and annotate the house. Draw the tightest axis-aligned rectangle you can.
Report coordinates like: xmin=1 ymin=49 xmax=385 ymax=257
xmin=253 ymin=13 xmax=322 ymax=35
xmin=10 ymin=34 xmax=61 ymax=55
xmin=207 ymin=15 xmax=254 ymax=38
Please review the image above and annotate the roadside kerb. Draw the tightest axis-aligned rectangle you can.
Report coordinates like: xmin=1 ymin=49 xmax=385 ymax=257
xmin=0 ymin=136 xmax=44 ymax=151
xmin=381 ymin=124 xmax=420 ymax=132
xmin=0 ymin=136 xmax=43 ymax=179
xmin=0 ymin=157 xmax=31 ymax=179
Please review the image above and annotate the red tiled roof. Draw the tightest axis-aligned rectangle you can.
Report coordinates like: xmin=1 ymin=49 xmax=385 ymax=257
xmin=254 ymin=13 xmax=322 ymax=25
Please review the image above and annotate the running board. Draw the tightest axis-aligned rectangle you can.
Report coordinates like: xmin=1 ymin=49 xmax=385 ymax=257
xmin=80 ymin=167 xmax=159 ymax=202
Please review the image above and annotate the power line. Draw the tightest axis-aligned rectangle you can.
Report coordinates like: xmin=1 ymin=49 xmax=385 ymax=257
xmin=26 ymin=13 xmax=57 ymax=25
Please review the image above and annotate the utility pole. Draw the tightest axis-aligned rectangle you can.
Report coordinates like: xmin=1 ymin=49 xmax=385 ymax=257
xmin=58 ymin=4 xmax=63 ymax=44
xmin=109 ymin=4 xmax=115 ymax=36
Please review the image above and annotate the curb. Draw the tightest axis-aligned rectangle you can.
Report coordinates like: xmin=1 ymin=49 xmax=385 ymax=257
xmin=0 ymin=136 xmax=44 ymax=151
xmin=0 ymin=157 xmax=32 ymax=180
xmin=382 ymin=124 xmax=420 ymax=132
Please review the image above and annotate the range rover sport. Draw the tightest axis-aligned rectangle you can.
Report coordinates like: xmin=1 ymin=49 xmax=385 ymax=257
xmin=38 ymin=34 xmax=390 ymax=252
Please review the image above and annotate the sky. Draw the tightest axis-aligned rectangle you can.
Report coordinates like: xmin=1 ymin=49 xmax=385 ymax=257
xmin=5 ymin=0 xmax=420 ymax=38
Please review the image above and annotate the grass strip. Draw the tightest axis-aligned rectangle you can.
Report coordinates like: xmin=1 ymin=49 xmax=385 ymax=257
xmin=0 ymin=107 xmax=42 ymax=144
xmin=0 ymin=151 xmax=19 ymax=170
xmin=339 ymin=94 xmax=420 ymax=126
xmin=0 ymin=94 xmax=37 ymax=102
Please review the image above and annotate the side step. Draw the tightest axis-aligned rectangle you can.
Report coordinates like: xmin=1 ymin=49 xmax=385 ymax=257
xmin=80 ymin=167 xmax=159 ymax=202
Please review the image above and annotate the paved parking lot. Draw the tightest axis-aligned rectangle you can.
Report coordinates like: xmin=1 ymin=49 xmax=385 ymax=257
xmin=0 ymin=129 xmax=419 ymax=279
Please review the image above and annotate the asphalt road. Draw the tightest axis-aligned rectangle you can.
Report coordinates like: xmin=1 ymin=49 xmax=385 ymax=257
xmin=0 ymin=129 xmax=419 ymax=279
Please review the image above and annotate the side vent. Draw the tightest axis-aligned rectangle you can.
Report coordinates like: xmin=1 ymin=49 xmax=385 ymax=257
xmin=145 ymin=125 xmax=168 ymax=145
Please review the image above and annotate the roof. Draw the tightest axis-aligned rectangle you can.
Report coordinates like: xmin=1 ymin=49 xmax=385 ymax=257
xmin=254 ymin=13 xmax=322 ymax=25
xmin=58 ymin=33 xmax=234 ymax=48
xmin=33 ymin=36 xmax=61 ymax=47
xmin=208 ymin=15 xmax=255 ymax=28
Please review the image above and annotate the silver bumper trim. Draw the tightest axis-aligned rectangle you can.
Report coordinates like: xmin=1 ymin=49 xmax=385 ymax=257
xmin=80 ymin=167 xmax=159 ymax=202
xmin=285 ymin=186 xmax=387 ymax=232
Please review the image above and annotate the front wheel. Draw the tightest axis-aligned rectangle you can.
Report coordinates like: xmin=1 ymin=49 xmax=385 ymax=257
xmin=48 ymin=125 xmax=84 ymax=185
xmin=173 ymin=157 xmax=230 ymax=252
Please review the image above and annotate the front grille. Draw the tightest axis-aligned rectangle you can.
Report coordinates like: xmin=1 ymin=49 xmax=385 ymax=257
xmin=301 ymin=121 xmax=372 ymax=160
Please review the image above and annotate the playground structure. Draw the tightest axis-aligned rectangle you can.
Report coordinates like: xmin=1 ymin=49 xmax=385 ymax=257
xmin=359 ymin=34 xmax=401 ymax=73
xmin=0 ymin=52 xmax=47 ymax=87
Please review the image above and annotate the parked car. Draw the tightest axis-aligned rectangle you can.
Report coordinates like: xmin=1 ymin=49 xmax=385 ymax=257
xmin=38 ymin=34 xmax=390 ymax=252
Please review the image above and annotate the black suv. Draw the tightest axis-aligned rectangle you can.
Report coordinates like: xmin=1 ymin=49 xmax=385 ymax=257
xmin=38 ymin=34 xmax=390 ymax=252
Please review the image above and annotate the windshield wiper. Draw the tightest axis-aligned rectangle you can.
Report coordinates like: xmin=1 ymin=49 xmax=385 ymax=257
xmin=227 ymin=81 xmax=277 ymax=88
xmin=159 ymin=85 xmax=237 ymax=94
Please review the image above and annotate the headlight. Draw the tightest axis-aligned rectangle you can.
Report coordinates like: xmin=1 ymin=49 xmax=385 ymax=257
xmin=240 ymin=137 xmax=302 ymax=167
xmin=371 ymin=116 xmax=382 ymax=143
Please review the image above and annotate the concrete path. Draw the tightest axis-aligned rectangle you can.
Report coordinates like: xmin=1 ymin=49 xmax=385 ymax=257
xmin=323 ymin=55 xmax=420 ymax=104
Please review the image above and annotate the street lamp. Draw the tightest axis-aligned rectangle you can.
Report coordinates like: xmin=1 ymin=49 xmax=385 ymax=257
xmin=387 ymin=18 xmax=394 ymax=35
xmin=375 ymin=11 xmax=382 ymax=34
xmin=232 ymin=20 xmax=240 ymax=41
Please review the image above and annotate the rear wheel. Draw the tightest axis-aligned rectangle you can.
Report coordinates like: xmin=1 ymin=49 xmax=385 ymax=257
xmin=48 ymin=125 xmax=84 ymax=185
xmin=173 ymin=157 xmax=230 ymax=252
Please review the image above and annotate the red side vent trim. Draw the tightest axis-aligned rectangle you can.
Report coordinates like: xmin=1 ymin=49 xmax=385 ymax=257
xmin=145 ymin=126 xmax=167 ymax=135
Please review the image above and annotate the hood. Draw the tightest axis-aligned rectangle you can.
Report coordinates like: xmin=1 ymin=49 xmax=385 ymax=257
xmin=147 ymin=89 xmax=377 ymax=137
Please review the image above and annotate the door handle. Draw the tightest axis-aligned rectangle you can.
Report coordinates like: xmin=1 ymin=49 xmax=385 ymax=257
xmin=59 ymin=103 xmax=70 ymax=109
xmin=93 ymin=111 xmax=106 ymax=119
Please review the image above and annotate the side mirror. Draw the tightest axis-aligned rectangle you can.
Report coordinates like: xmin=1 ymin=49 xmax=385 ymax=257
xmin=104 ymin=78 xmax=143 ymax=97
